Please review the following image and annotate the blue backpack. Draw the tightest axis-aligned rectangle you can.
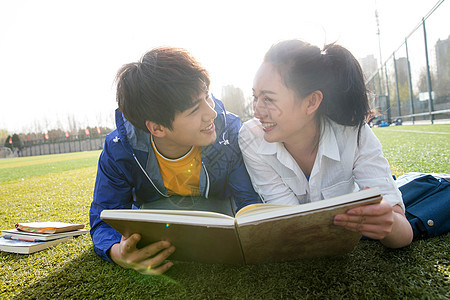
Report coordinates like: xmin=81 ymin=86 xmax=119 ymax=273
xmin=397 ymin=173 xmax=450 ymax=240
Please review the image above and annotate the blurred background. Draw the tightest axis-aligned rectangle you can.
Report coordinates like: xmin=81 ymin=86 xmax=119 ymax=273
xmin=0 ymin=0 xmax=448 ymax=157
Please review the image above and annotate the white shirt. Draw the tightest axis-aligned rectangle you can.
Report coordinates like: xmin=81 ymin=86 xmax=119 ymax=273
xmin=239 ymin=118 xmax=404 ymax=210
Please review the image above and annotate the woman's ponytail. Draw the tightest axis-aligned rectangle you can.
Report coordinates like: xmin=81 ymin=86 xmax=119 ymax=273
xmin=264 ymin=40 xmax=371 ymax=137
xmin=318 ymin=43 xmax=370 ymax=130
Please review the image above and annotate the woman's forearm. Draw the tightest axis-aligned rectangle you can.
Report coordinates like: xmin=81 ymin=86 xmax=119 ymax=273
xmin=380 ymin=206 xmax=413 ymax=248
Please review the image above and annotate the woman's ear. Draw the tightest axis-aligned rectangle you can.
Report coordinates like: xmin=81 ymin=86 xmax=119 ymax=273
xmin=146 ymin=121 xmax=166 ymax=138
xmin=305 ymin=91 xmax=323 ymax=115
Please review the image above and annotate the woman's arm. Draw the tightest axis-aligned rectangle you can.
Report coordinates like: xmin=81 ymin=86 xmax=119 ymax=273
xmin=335 ymin=125 xmax=413 ymax=247
xmin=352 ymin=125 xmax=404 ymax=208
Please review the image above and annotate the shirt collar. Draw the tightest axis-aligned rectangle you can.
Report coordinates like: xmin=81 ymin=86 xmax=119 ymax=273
xmin=318 ymin=119 xmax=341 ymax=162
xmin=257 ymin=138 xmax=278 ymax=155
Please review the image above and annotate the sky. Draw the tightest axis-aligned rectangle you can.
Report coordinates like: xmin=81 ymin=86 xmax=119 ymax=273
xmin=0 ymin=0 xmax=447 ymax=133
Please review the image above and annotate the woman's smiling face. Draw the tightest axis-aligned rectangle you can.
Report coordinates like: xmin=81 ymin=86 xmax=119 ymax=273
xmin=252 ymin=62 xmax=316 ymax=144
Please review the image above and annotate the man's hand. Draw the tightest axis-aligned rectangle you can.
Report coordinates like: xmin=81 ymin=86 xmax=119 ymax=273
xmin=109 ymin=233 xmax=175 ymax=275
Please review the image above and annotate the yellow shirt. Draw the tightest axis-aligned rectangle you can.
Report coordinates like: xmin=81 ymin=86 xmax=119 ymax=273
xmin=152 ymin=137 xmax=201 ymax=196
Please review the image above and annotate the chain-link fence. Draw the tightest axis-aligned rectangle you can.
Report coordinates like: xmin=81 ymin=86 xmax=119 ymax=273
xmin=366 ymin=0 xmax=449 ymax=124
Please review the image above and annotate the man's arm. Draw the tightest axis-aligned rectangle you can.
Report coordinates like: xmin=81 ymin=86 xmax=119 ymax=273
xmin=90 ymin=142 xmax=176 ymax=274
xmin=89 ymin=144 xmax=135 ymax=262
xmin=109 ymin=234 xmax=175 ymax=275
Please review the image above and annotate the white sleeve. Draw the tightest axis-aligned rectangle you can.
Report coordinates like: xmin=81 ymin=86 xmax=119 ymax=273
xmin=238 ymin=123 xmax=299 ymax=205
xmin=353 ymin=125 xmax=404 ymax=210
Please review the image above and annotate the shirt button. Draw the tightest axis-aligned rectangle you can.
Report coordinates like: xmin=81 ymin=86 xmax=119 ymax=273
xmin=427 ymin=220 xmax=434 ymax=227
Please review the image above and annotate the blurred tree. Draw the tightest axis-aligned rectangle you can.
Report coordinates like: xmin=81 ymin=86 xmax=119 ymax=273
xmin=48 ymin=129 xmax=64 ymax=140
xmin=221 ymin=85 xmax=251 ymax=119
xmin=4 ymin=135 xmax=13 ymax=151
xmin=417 ymin=67 xmax=429 ymax=94
xmin=67 ymin=114 xmax=79 ymax=135
xmin=12 ymin=134 xmax=24 ymax=152
xmin=0 ymin=129 xmax=8 ymax=141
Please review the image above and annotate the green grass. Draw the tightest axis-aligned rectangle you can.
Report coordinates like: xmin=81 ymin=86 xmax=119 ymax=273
xmin=0 ymin=127 xmax=449 ymax=299
xmin=0 ymin=151 xmax=101 ymax=183
xmin=373 ymin=124 xmax=449 ymax=176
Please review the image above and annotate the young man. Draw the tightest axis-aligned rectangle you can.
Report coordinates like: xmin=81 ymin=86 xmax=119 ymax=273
xmin=89 ymin=47 xmax=260 ymax=275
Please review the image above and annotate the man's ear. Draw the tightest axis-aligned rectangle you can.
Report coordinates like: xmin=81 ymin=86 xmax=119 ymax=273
xmin=305 ymin=90 xmax=323 ymax=115
xmin=145 ymin=120 xmax=167 ymax=138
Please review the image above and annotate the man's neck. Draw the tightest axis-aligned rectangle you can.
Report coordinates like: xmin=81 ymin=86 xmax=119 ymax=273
xmin=151 ymin=135 xmax=193 ymax=160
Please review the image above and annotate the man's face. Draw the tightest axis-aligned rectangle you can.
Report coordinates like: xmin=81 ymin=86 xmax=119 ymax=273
xmin=163 ymin=92 xmax=218 ymax=152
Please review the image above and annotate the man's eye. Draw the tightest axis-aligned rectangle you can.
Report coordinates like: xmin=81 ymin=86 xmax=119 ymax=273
xmin=190 ymin=106 xmax=200 ymax=114
xmin=263 ymin=97 xmax=273 ymax=102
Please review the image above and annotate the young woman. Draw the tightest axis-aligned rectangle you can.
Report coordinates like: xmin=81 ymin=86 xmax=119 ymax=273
xmin=239 ymin=40 xmax=413 ymax=248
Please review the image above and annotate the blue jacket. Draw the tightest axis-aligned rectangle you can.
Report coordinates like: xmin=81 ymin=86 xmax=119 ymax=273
xmin=89 ymin=97 xmax=261 ymax=262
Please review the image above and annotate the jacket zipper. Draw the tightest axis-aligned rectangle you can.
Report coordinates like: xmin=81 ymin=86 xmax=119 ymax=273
xmin=201 ymin=162 xmax=210 ymax=198
xmin=132 ymin=153 xmax=168 ymax=198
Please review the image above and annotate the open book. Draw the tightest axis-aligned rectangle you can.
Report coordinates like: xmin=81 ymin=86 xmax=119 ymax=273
xmin=101 ymin=188 xmax=382 ymax=264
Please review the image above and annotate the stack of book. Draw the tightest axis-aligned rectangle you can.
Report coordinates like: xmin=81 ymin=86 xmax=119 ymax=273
xmin=0 ymin=222 xmax=88 ymax=254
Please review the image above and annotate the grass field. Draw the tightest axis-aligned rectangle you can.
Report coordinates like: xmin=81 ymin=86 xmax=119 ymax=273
xmin=0 ymin=125 xmax=448 ymax=299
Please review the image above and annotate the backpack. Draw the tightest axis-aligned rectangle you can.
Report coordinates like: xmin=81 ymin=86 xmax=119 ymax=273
xmin=397 ymin=173 xmax=450 ymax=240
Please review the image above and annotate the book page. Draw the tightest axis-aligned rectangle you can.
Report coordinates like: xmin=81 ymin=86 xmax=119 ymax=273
xmin=236 ymin=203 xmax=294 ymax=218
xmin=235 ymin=188 xmax=382 ymax=264
xmin=15 ymin=222 xmax=85 ymax=233
xmin=15 ymin=222 xmax=83 ymax=228
xmin=236 ymin=187 xmax=382 ymax=225
xmin=138 ymin=209 xmax=234 ymax=219
xmin=237 ymin=206 xmax=363 ymax=264
xmin=101 ymin=209 xmax=235 ymax=227
xmin=1 ymin=229 xmax=88 ymax=241
xmin=0 ymin=236 xmax=72 ymax=254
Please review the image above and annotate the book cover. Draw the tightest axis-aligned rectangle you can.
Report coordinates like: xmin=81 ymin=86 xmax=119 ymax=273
xmin=101 ymin=188 xmax=382 ymax=264
xmin=15 ymin=222 xmax=85 ymax=234
xmin=103 ymin=210 xmax=243 ymax=264
xmin=0 ymin=236 xmax=72 ymax=254
xmin=1 ymin=229 xmax=88 ymax=242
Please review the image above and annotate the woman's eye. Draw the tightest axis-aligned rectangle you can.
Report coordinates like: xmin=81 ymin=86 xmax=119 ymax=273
xmin=263 ymin=97 xmax=273 ymax=102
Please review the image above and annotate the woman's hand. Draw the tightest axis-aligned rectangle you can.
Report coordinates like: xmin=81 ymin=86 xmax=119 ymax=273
xmin=334 ymin=198 xmax=413 ymax=248
xmin=109 ymin=233 xmax=175 ymax=275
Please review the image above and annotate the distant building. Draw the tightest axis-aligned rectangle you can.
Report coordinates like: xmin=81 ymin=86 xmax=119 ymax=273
xmin=435 ymin=35 xmax=450 ymax=81
xmin=435 ymin=35 xmax=450 ymax=99
xmin=394 ymin=57 xmax=409 ymax=86
xmin=359 ymin=54 xmax=378 ymax=80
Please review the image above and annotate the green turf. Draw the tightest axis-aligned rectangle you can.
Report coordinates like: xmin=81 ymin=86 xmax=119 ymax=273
xmin=373 ymin=124 xmax=449 ymax=176
xmin=0 ymin=151 xmax=101 ymax=183
xmin=0 ymin=125 xmax=448 ymax=299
